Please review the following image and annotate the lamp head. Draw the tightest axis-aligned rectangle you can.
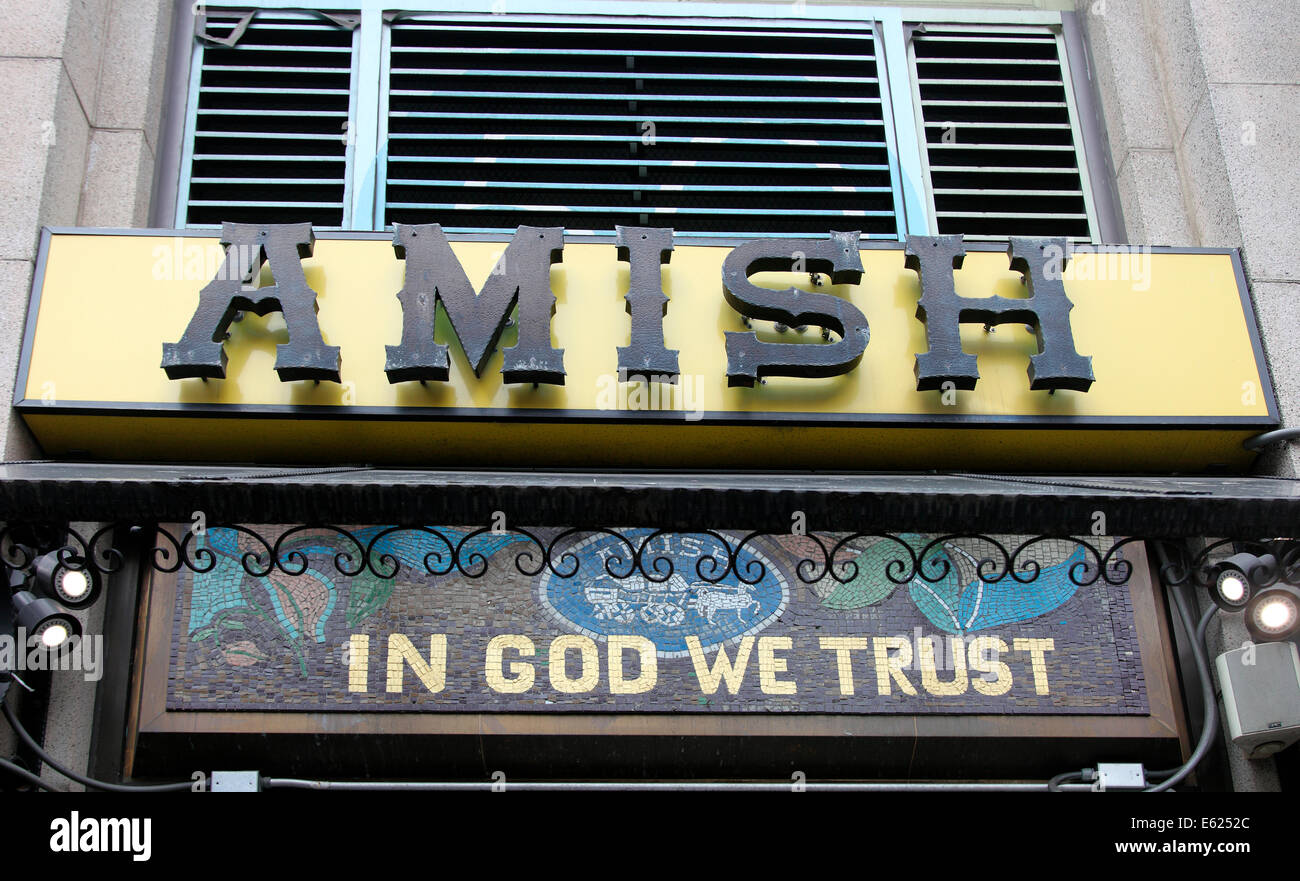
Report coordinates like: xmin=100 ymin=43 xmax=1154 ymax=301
xmin=1209 ymin=552 xmax=1277 ymax=611
xmin=33 ymin=551 xmax=99 ymax=609
xmin=1244 ymin=583 xmax=1300 ymax=643
xmin=10 ymin=590 xmax=81 ymax=650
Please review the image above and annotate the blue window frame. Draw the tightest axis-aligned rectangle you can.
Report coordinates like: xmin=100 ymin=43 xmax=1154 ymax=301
xmin=173 ymin=2 xmax=1110 ymax=243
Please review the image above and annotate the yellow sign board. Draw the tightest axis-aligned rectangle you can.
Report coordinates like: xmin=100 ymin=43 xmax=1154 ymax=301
xmin=16 ymin=228 xmax=1276 ymax=470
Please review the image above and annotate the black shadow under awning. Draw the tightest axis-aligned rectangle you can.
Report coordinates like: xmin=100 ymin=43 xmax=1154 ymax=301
xmin=0 ymin=462 xmax=1296 ymax=537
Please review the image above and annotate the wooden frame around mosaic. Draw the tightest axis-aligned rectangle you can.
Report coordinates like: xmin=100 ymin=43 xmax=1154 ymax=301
xmin=122 ymin=530 xmax=1191 ymax=780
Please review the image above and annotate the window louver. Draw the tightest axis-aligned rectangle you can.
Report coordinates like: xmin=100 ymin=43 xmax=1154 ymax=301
xmin=911 ymin=26 xmax=1095 ymax=242
xmin=382 ymin=16 xmax=899 ymax=238
xmin=182 ymin=10 xmax=357 ymax=229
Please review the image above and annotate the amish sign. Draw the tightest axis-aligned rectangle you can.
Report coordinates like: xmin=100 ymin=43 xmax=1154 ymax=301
xmin=16 ymin=226 xmax=1275 ymax=470
xmin=158 ymin=223 xmax=1095 ymax=393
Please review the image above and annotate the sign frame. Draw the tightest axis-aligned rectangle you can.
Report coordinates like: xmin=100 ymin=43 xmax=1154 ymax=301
xmin=16 ymin=226 xmax=1279 ymax=472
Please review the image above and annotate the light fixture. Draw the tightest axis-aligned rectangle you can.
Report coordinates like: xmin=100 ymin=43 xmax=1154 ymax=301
xmin=1208 ymin=552 xmax=1276 ymax=611
xmin=1244 ymin=583 xmax=1300 ymax=643
xmin=9 ymin=590 xmax=81 ymax=650
xmin=32 ymin=551 xmax=99 ymax=610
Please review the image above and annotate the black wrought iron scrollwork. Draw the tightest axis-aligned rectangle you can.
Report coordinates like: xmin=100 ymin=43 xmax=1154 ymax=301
xmin=1 ymin=520 xmax=1295 ymax=597
xmin=637 ymin=529 xmax=738 ymax=584
xmin=271 ymin=526 xmax=368 ymax=577
xmin=544 ymin=528 xmax=636 ymax=579
xmin=1006 ymin=535 xmax=1108 ymax=586
xmin=1097 ymin=536 xmax=1148 ymax=585
xmin=1279 ymin=542 xmax=1300 ymax=585
xmin=80 ymin=523 xmax=125 ymax=575
xmin=729 ymin=532 xmax=772 ymax=585
xmin=825 ymin=533 xmax=918 ymax=585
xmin=0 ymin=523 xmax=69 ymax=570
xmin=631 ymin=529 xmax=682 ymax=583
xmin=917 ymin=534 xmax=1008 ymax=584
xmin=0 ymin=533 xmax=35 ymax=571
xmin=789 ymin=532 xmax=834 ymax=583
xmin=1153 ymin=537 xmax=1300 ymax=590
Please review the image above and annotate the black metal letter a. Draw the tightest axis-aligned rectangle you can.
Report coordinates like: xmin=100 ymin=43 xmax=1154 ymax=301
xmin=161 ymin=222 xmax=341 ymax=382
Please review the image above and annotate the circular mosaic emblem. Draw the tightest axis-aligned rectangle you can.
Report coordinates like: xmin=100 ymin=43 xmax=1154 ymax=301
xmin=538 ymin=530 xmax=789 ymax=658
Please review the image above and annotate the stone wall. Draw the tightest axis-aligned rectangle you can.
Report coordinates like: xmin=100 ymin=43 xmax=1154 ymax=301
xmin=1078 ymin=0 xmax=1300 ymax=791
xmin=0 ymin=0 xmax=174 ymax=789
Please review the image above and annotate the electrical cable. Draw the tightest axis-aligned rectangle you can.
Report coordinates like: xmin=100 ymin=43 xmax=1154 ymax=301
xmin=1142 ymin=544 xmax=1220 ymax=792
xmin=0 ymin=755 xmax=60 ymax=791
xmin=1146 ymin=601 xmax=1218 ymax=791
xmin=262 ymin=778 xmax=1096 ymax=792
xmin=1143 ymin=598 xmax=1219 ymax=781
xmin=2 ymin=702 xmax=191 ymax=793
xmin=1243 ymin=427 xmax=1300 ymax=450
xmin=1042 ymin=541 xmax=1221 ymax=792
xmin=1047 ymin=771 xmax=1084 ymax=792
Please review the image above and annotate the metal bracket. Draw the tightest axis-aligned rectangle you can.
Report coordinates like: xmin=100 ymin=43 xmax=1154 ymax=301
xmin=195 ymin=9 xmax=357 ymax=48
xmin=194 ymin=10 xmax=254 ymax=47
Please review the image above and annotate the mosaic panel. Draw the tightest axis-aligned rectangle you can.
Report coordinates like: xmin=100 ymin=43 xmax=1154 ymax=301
xmin=166 ymin=527 xmax=1148 ymax=714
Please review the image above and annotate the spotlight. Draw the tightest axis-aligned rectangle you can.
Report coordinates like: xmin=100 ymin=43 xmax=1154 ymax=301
xmin=1244 ymin=583 xmax=1300 ymax=643
xmin=1208 ymin=552 xmax=1275 ymax=611
xmin=10 ymin=590 xmax=81 ymax=650
xmin=1217 ymin=571 xmax=1248 ymax=604
xmin=33 ymin=551 xmax=99 ymax=609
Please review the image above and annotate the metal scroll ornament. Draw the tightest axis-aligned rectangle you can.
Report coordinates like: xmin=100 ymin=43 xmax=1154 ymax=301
xmin=0 ymin=522 xmax=1221 ymax=590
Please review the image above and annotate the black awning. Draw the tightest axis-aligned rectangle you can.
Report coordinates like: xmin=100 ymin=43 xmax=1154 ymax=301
xmin=0 ymin=462 xmax=1296 ymax=537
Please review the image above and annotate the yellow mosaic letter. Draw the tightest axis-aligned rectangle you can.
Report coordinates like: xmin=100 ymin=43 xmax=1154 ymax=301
xmin=758 ymin=636 xmax=796 ymax=695
xmin=968 ymin=636 xmax=1012 ymax=696
xmin=608 ymin=634 xmax=658 ymax=695
xmin=872 ymin=636 xmax=917 ymax=696
xmin=549 ymin=634 xmax=600 ymax=694
xmin=686 ymin=635 xmax=754 ymax=694
xmin=386 ymin=634 xmax=447 ymax=694
xmin=919 ymin=636 xmax=967 ymax=696
xmin=347 ymin=634 xmax=369 ymax=693
xmin=819 ymin=637 xmax=868 ymax=696
xmin=1013 ymin=637 xmax=1056 ymax=695
xmin=486 ymin=634 xmax=535 ymax=693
